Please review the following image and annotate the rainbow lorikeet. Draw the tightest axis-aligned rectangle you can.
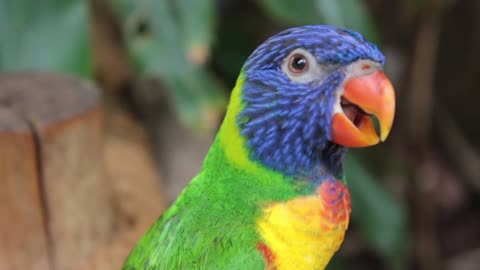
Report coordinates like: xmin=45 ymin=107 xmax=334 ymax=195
xmin=122 ymin=25 xmax=395 ymax=270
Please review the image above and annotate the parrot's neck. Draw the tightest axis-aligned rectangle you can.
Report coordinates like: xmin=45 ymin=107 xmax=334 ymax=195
xmin=197 ymin=77 xmax=351 ymax=269
xmin=212 ymin=74 xmax=347 ymax=184
xmin=200 ymin=83 xmax=351 ymax=269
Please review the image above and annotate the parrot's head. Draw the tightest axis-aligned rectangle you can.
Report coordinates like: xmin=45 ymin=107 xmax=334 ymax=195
xmin=237 ymin=25 xmax=395 ymax=177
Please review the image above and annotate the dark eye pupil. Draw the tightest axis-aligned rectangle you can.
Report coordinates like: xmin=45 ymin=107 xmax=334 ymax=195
xmin=287 ymin=53 xmax=309 ymax=74
xmin=292 ymin=57 xmax=306 ymax=70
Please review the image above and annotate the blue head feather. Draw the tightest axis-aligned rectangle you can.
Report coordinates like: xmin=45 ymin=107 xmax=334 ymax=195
xmin=238 ymin=25 xmax=385 ymax=180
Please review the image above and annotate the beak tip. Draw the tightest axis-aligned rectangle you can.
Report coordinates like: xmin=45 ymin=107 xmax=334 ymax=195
xmin=380 ymin=134 xmax=388 ymax=142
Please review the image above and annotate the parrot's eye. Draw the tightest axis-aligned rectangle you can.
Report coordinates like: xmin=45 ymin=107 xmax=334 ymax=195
xmin=282 ymin=48 xmax=320 ymax=83
xmin=289 ymin=54 xmax=309 ymax=74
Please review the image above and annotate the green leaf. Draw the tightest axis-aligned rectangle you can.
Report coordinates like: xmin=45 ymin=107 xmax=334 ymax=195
xmin=345 ymin=155 xmax=408 ymax=270
xmin=259 ymin=0 xmax=319 ymax=25
xmin=113 ymin=0 xmax=225 ymax=130
xmin=119 ymin=0 xmax=217 ymax=71
xmin=176 ymin=0 xmax=216 ymax=63
xmin=0 ymin=0 xmax=91 ymax=77
xmin=259 ymin=0 xmax=379 ymax=42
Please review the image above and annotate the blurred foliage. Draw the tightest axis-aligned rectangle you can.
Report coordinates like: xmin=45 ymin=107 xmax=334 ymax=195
xmin=112 ymin=0 xmax=225 ymax=130
xmin=259 ymin=0 xmax=379 ymax=42
xmin=0 ymin=0 xmax=409 ymax=269
xmin=346 ymin=156 xmax=408 ymax=270
xmin=0 ymin=0 xmax=91 ymax=77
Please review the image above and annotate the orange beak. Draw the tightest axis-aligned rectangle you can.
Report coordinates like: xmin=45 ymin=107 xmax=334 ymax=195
xmin=332 ymin=70 xmax=395 ymax=147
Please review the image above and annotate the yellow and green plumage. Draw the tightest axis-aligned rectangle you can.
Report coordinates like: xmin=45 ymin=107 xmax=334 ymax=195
xmin=122 ymin=25 xmax=395 ymax=270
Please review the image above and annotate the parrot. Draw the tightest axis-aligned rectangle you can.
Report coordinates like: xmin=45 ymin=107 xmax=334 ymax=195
xmin=122 ymin=25 xmax=395 ymax=270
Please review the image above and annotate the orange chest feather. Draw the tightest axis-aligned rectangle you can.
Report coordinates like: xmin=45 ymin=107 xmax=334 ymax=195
xmin=256 ymin=178 xmax=351 ymax=270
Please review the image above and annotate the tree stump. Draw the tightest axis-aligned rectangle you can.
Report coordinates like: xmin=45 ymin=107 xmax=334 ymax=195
xmin=0 ymin=107 xmax=51 ymax=270
xmin=0 ymin=73 xmax=114 ymax=270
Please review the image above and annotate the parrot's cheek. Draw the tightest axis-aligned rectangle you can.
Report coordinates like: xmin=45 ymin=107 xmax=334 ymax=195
xmin=331 ymin=70 xmax=395 ymax=147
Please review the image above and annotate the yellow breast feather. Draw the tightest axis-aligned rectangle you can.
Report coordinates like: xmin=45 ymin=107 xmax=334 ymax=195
xmin=256 ymin=178 xmax=351 ymax=270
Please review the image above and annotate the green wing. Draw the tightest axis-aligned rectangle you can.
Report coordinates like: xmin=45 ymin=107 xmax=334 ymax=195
xmin=121 ymin=174 xmax=266 ymax=270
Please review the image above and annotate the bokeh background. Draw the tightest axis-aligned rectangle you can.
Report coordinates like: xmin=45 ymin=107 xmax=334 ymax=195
xmin=1 ymin=0 xmax=480 ymax=269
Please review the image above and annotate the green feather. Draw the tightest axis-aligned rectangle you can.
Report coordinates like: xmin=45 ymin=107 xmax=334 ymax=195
xmin=122 ymin=75 xmax=313 ymax=269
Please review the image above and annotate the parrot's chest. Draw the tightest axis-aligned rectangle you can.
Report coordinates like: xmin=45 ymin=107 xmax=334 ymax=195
xmin=256 ymin=178 xmax=351 ymax=270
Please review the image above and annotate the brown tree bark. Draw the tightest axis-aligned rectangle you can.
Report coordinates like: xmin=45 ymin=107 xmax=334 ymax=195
xmin=0 ymin=108 xmax=51 ymax=270
xmin=0 ymin=73 xmax=113 ymax=270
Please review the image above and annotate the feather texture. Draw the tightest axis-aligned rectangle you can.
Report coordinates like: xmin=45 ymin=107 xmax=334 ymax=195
xmin=122 ymin=25 xmax=387 ymax=270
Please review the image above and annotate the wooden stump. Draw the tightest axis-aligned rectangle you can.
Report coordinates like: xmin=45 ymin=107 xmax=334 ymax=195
xmin=0 ymin=73 xmax=113 ymax=270
xmin=0 ymin=108 xmax=51 ymax=270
